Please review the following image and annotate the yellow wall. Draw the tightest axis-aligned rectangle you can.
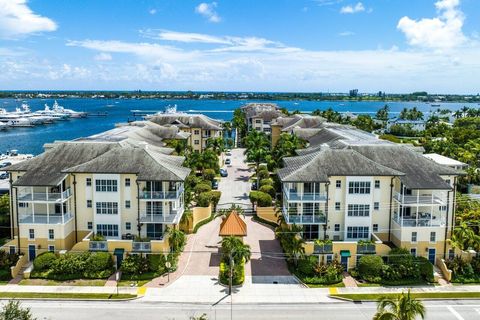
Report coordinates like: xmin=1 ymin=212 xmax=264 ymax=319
xmin=191 ymin=205 xmax=212 ymax=232
xmin=256 ymin=207 xmax=278 ymax=224
xmin=271 ymin=125 xmax=282 ymax=147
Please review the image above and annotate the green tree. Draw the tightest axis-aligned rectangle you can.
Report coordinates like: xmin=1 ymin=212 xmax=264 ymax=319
xmin=232 ymin=109 xmax=247 ymax=140
xmin=0 ymin=300 xmax=36 ymax=320
xmin=0 ymin=194 xmax=9 ymax=215
xmin=376 ymin=104 xmax=390 ymax=122
xmin=221 ymin=235 xmax=251 ymax=265
xmin=166 ymin=227 xmax=186 ymax=253
xmin=206 ymin=137 xmax=225 ymax=156
xmin=373 ymin=290 xmax=426 ymax=320
xmin=271 ymin=133 xmax=306 ymax=169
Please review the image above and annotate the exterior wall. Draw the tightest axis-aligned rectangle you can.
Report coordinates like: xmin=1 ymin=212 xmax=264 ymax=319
xmin=192 ymin=205 xmax=212 ymax=230
xmin=257 ymin=207 xmax=277 ymax=224
xmin=271 ymin=125 xmax=282 ymax=147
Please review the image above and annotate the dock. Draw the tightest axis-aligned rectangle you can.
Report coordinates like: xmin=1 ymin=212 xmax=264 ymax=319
xmin=130 ymin=110 xmax=159 ymax=117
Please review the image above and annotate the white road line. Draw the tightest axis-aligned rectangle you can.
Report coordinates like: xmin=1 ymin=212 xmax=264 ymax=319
xmin=447 ymin=306 xmax=465 ymax=320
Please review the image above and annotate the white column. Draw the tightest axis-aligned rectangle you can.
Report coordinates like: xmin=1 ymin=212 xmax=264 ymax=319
xmin=46 ymin=187 xmax=49 ymax=201
xmin=32 ymin=202 xmax=35 ymax=223
xmin=61 ymin=200 xmax=64 ymax=224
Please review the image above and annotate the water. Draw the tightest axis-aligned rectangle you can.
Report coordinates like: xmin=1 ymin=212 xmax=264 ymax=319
xmin=0 ymin=98 xmax=476 ymax=155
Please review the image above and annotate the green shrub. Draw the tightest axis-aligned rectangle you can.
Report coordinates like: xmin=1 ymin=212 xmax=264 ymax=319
xmin=249 ymin=191 xmax=272 ymax=207
xmin=258 ymin=164 xmax=268 ymax=172
xmin=259 ymin=178 xmax=274 ymax=187
xmin=358 ymin=255 xmax=384 ymax=282
xmin=33 ymin=252 xmax=57 ymax=271
xmin=194 ymin=183 xmax=212 ymax=195
xmin=219 ymin=260 xmax=245 ymax=286
xmin=416 ymin=256 xmax=434 ymax=282
xmin=196 ymin=192 xmax=212 ymax=207
xmin=148 ymin=254 xmax=167 ymax=274
xmin=296 ymin=256 xmax=317 ymax=277
xmin=193 ymin=214 xmax=214 ymax=233
xmin=206 ymin=191 xmax=221 ymax=209
xmin=202 ymin=169 xmax=216 ymax=182
xmin=259 ymin=185 xmax=275 ymax=198
xmin=257 ymin=169 xmax=270 ymax=180
xmin=85 ymin=252 xmax=113 ymax=274
xmin=0 ymin=269 xmax=11 ymax=281
xmin=120 ymin=254 xmax=149 ymax=275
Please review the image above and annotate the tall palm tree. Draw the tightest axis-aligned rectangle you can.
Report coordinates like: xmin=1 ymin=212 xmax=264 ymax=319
xmin=206 ymin=137 xmax=225 ymax=156
xmin=166 ymin=227 xmax=186 ymax=253
xmin=221 ymin=235 xmax=251 ymax=264
xmin=373 ymin=290 xmax=426 ymax=320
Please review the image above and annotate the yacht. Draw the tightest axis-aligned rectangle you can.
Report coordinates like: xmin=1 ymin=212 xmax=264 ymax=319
xmin=6 ymin=118 xmax=33 ymax=127
xmin=34 ymin=104 xmax=70 ymax=120
xmin=0 ymin=122 xmax=8 ymax=130
xmin=52 ymin=100 xmax=86 ymax=118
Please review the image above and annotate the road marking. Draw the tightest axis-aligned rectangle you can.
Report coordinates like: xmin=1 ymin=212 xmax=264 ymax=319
xmin=447 ymin=306 xmax=465 ymax=320
xmin=137 ymin=287 xmax=147 ymax=296
xmin=329 ymin=287 xmax=338 ymax=294
xmin=475 ymin=308 xmax=480 ymax=315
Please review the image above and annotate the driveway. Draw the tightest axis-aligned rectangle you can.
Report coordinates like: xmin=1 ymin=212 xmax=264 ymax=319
xmin=217 ymin=148 xmax=251 ymax=208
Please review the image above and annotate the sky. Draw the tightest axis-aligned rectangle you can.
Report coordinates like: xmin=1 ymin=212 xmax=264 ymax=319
xmin=0 ymin=0 xmax=479 ymax=93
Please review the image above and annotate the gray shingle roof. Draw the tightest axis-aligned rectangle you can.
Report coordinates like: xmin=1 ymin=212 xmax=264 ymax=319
xmin=64 ymin=146 xmax=190 ymax=181
xmin=278 ymin=147 xmax=404 ymax=182
xmin=147 ymin=113 xmax=223 ymax=131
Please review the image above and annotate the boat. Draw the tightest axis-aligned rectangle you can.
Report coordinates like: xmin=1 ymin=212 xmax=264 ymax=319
xmin=431 ymin=104 xmax=441 ymax=107
xmin=7 ymin=118 xmax=33 ymax=127
xmin=52 ymin=100 xmax=87 ymax=118
xmin=34 ymin=104 xmax=70 ymax=120
xmin=0 ymin=122 xmax=8 ymax=130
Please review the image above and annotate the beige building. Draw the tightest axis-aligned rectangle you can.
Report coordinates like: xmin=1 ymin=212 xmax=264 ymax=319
xmin=241 ymin=103 xmax=283 ymax=134
xmin=270 ymin=114 xmax=325 ymax=146
xmin=146 ymin=113 xmax=223 ymax=152
xmin=278 ymin=142 xmax=461 ymax=270
xmin=4 ymin=141 xmax=190 ymax=261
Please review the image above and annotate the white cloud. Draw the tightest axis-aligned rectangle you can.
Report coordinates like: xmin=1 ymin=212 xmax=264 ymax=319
xmin=149 ymin=9 xmax=157 ymax=15
xmin=141 ymin=29 xmax=230 ymax=44
xmin=0 ymin=0 xmax=57 ymax=39
xmin=340 ymin=2 xmax=365 ymax=14
xmin=397 ymin=0 xmax=467 ymax=49
xmin=94 ymin=53 xmax=112 ymax=61
xmin=339 ymin=31 xmax=355 ymax=36
xmin=195 ymin=2 xmax=221 ymax=23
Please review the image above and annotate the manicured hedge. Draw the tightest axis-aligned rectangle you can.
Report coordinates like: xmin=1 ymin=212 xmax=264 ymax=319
xmin=194 ymin=183 xmax=212 ymax=195
xmin=257 ymin=169 xmax=270 ymax=180
xmin=196 ymin=192 xmax=212 ymax=207
xmin=358 ymin=255 xmax=384 ymax=282
xmin=249 ymin=191 xmax=272 ymax=207
xmin=121 ymin=253 xmax=178 ymax=281
xmin=259 ymin=185 xmax=276 ymax=198
xmin=259 ymin=178 xmax=273 ymax=187
xmin=33 ymin=252 xmax=56 ymax=271
xmin=193 ymin=214 xmax=214 ymax=233
xmin=219 ymin=260 xmax=245 ymax=286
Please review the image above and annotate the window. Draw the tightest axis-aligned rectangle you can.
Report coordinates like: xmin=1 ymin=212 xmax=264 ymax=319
xmin=302 ymin=225 xmax=319 ymax=241
xmin=440 ymin=205 xmax=447 ymax=211
xmin=194 ymin=129 xmax=200 ymax=135
xmin=255 ymin=119 xmax=262 ymax=123
xmin=48 ymin=229 xmax=54 ymax=240
xmin=346 ymin=226 xmax=369 ymax=239
xmin=95 ymin=179 xmax=117 ymax=192
xmin=374 ymin=180 xmax=380 ymax=189
xmin=146 ymin=224 xmax=163 ymax=240
xmin=410 ymin=248 xmax=417 ymax=257
xmin=448 ymin=249 xmax=454 ymax=260
xmin=194 ymin=140 xmax=200 ymax=145
xmin=87 ymin=222 xmax=93 ymax=230
xmin=411 ymin=231 xmax=417 ymax=243
xmin=125 ymin=200 xmax=131 ymax=209
xmin=373 ymin=224 xmax=378 ymax=232
xmin=86 ymin=178 xmax=91 ymax=186
xmin=29 ymin=229 xmax=34 ymax=239
xmin=348 ymin=181 xmax=371 ymax=194
xmin=126 ymin=222 xmax=131 ymax=230
xmin=48 ymin=245 xmax=55 ymax=252
xmin=374 ymin=202 xmax=379 ymax=210
xmin=430 ymin=232 xmax=436 ymax=243
xmin=19 ymin=202 xmax=28 ymax=208
xmin=336 ymin=180 xmax=341 ymax=188
xmin=96 ymin=224 xmax=119 ymax=237
xmin=326 ymin=254 xmax=333 ymax=264
xmin=96 ymin=202 xmax=118 ymax=215
xmin=445 ymin=179 xmax=451 ymax=185
xmin=9 ymin=246 xmax=15 ymax=255
xmin=335 ymin=202 xmax=341 ymax=211
xmin=125 ymin=178 xmax=130 ymax=187
xmin=334 ymin=224 xmax=340 ymax=232
xmin=87 ymin=200 xmax=92 ymax=208
xmin=347 ymin=204 xmax=370 ymax=217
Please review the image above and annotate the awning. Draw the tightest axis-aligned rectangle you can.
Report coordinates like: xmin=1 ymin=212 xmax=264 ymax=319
xmin=340 ymin=250 xmax=351 ymax=258
xmin=113 ymin=248 xmax=125 ymax=256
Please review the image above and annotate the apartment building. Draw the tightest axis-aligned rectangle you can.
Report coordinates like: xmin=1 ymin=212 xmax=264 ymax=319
xmin=278 ymin=142 xmax=461 ymax=269
xmin=146 ymin=113 xmax=223 ymax=152
xmin=270 ymin=114 xmax=325 ymax=146
xmin=241 ymin=103 xmax=284 ymax=134
xmin=4 ymin=141 xmax=190 ymax=260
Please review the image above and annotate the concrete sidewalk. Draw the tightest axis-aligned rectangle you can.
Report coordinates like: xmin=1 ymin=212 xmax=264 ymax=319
xmin=336 ymin=284 xmax=480 ymax=294
xmin=1 ymin=284 xmax=138 ymax=295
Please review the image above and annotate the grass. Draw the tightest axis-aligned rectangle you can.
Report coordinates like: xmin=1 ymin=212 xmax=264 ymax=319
xmin=0 ymin=292 xmax=135 ymax=300
xmin=193 ymin=214 xmax=215 ymax=233
xmin=117 ymin=279 xmax=151 ymax=287
xmin=357 ymin=283 xmax=382 ymax=287
xmin=19 ymin=279 xmax=106 ymax=286
xmin=331 ymin=292 xmax=480 ymax=301
xmin=307 ymin=282 xmax=345 ymax=288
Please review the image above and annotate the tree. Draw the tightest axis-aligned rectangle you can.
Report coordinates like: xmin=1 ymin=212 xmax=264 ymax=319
xmin=373 ymin=290 xmax=426 ymax=320
xmin=271 ymin=133 xmax=306 ymax=168
xmin=352 ymin=115 xmax=377 ymax=132
xmin=221 ymin=235 xmax=251 ymax=265
xmin=206 ymin=137 xmax=225 ymax=156
xmin=166 ymin=227 xmax=186 ymax=253
xmin=376 ymin=104 xmax=390 ymax=122
xmin=164 ymin=139 xmax=188 ymax=156
xmin=0 ymin=300 xmax=36 ymax=320
xmin=232 ymin=108 xmax=247 ymax=140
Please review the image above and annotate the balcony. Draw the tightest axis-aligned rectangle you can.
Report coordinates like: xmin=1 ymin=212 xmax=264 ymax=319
xmin=132 ymin=242 xmax=151 ymax=252
xmin=89 ymin=241 xmax=108 ymax=251
xmin=357 ymin=243 xmax=376 ymax=254
xmin=18 ymin=188 xmax=72 ymax=203
xmin=393 ymin=212 xmax=445 ymax=227
xmin=393 ymin=191 xmax=445 ymax=206
xmin=283 ymin=208 xmax=326 ymax=224
xmin=283 ymin=189 xmax=327 ymax=202
xmin=19 ymin=212 xmax=73 ymax=224
xmin=140 ymin=210 xmax=182 ymax=224
xmin=313 ymin=243 xmax=333 ymax=254
xmin=139 ymin=186 xmax=183 ymax=200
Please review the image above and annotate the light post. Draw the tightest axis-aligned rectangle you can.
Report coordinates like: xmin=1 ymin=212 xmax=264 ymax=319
xmin=166 ymin=261 xmax=172 ymax=282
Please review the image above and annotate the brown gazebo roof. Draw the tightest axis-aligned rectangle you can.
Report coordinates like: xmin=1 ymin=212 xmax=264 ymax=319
xmin=219 ymin=211 xmax=247 ymax=237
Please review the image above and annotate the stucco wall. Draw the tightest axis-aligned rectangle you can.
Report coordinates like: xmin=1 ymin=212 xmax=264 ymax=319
xmin=10 ymin=254 xmax=27 ymax=278
xmin=256 ymin=207 xmax=278 ymax=224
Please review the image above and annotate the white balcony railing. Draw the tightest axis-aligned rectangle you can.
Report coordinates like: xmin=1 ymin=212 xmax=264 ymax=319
xmin=89 ymin=241 xmax=108 ymax=251
xmin=18 ymin=188 xmax=72 ymax=202
xmin=283 ymin=189 xmax=327 ymax=202
xmin=19 ymin=212 xmax=73 ymax=224
xmin=139 ymin=210 xmax=182 ymax=224
xmin=139 ymin=186 xmax=183 ymax=200
xmin=393 ymin=212 xmax=445 ymax=227
xmin=132 ymin=242 xmax=152 ymax=252
xmin=283 ymin=208 xmax=326 ymax=224
xmin=393 ymin=191 xmax=445 ymax=205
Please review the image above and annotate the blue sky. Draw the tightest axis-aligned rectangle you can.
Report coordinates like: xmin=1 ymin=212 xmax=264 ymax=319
xmin=0 ymin=0 xmax=479 ymax=92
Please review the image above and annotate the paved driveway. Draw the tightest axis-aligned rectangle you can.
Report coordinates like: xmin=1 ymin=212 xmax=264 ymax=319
xmin=217 ymin=148 xmax=251 ymax=207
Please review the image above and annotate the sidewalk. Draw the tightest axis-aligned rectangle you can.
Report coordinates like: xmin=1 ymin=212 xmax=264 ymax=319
xmin=1 ymin=284 xmax=137 ymax=295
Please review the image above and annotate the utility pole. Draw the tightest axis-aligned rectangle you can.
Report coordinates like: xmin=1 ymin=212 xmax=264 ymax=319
xmin=229 ymin=253 xmax=234 ymax=320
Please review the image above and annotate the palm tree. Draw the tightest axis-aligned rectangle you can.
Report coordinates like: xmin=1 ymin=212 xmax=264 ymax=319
xmin=289 ymin=235 xmax=305 ymax=267
xmin=166 ymin=227 xmax=186 ymax=253
xmin=373 ymin=290 xmax=426 ymax=320
xmin=206 ymin=137 xmax=225 ymax=156
xmin=221 ymin=235 xmax=251 ymax=264
xmin=245 ymin=147 xmax=269 ymax=187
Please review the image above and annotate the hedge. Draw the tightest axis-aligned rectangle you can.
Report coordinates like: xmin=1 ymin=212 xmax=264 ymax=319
xmin=202 ymin=169 xmax=216 ymax=182
xmin=193 ymin=214 xmax=214 ymax=233
xmin=196 ymin=192 xmax=212 ymax=207
xmin=249 ymin=191 xmax=272 ymax=207
xmin=416 ymin=256 xmax=434 ymax=282
xmin=259 ymin=178 xmax=274 ymax=187
xmin=219 ymin=260 xmax=245 ymax=286
xmin=259 ymin=185 xmax=276 ymax=198
xmin=194 ymin=183 xmax=212 ymax=195
xmin=257 ymin=169 xmax=270 ymax=180
xmin=358 ymin=255 xmax=384 ymax=282
xmin=33 ymin=252 xmax=57 ymax=271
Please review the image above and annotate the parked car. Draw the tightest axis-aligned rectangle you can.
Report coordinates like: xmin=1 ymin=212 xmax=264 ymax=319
xmin=0 ymin=162 xmax=11 ymax=168
xmin=226 ymin=151 xmax=232 ymax=156
xmin=225 ymin=158 xmax=231 ymax=165
xmin=251 ymin=181 xmax=257 ymax=190
xmin=0 ymin=172 xmax=8 ymax=180
xmin=212 ymin=180 xmax=219 ymax=189
xmin=220 ymin=169 xmax=228 ymax=177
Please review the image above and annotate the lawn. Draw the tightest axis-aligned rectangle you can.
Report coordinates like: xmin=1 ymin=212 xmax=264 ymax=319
xmin=331 ymin=292 xmax=480 ymax=301
xmin=19 ymin=279 xmax=106 ymax=286
xmin=307 ymin=282 xmax=345 ymax=288
xmin=356 ymin=283 xmax=381 ymax=287
xmin=117 ymin=279 xmax=151 ymax=287
xmin=0 ymin=292 xmax=135 ymax=300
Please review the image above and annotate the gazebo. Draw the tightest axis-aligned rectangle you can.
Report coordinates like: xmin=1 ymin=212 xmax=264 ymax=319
xmin=219 ymin=211 xmax=247 ymax=238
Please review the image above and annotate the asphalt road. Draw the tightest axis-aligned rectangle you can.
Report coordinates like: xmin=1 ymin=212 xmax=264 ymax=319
xmin=11 ymin=300 xmax=480 ymax=320
xmin=217 ymin=148 xmax=252 ymax=208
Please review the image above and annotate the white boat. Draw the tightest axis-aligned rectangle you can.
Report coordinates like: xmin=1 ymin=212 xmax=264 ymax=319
xmin=34 ymin=104 xmax=70 ymax=120
xmin=52 ymin=100 xmax=86 ymax=118
xmin=7 ymin=118 xmax=33 ymax=127
xmin=0 ymin=122 xmax=8 ymax=130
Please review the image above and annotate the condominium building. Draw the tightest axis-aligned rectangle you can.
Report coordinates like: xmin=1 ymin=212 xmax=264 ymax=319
xmin=270 ymin=114 xmax=325 ymax=146
xmin=4 ymin=141 xmax=190 ymax=260
xmin=278 ymin=142 xmax=461 ymax=269
xmin=146 ymin=113 xmax=223 ymax=152
xmin=241 ymin=103 xmax=284 ymax=134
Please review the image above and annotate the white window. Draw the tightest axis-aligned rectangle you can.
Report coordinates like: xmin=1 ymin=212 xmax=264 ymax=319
xmin=194 ymin=140 xmax=200 ymax=145
xmin=348 ymin=181 xmax=371 ymax=194
xmin=374 ymin=202 xmax=379 ymax=210
xmin=335 ymin=202 xmax=341 ymax=211
xmin=336 ymin=180 xmax=341 ymax=188
xmin=126 ymin=222 xmax=131 ymax=230
xmin=19 ymin=202 xmax=28 ymax=208
xmin=430 ymin=232 xmax=436 ymax=243
xmin=411 ymin=231 xmax=417 ymax=243
xmin=48 ymin=229 xmax=54 ymax=240
xmin=125 ymin=200 xmax=131 ymax=209
xmin=48 ymin=245 xmax=55 ymax=252
xmin=96 ymin=224 xmax=119 ymax=237
xmin=96 ymin=202 xmax=118 ymax=215
xmin=410 ymin=248 xmax=417 ymax=257
xmin=95 ymin=179 xmax=117 ymax=192
xmin=374 ymin=180 xmax=380 ymax=189
xmin=29 ymin=229 xmax=34 ymax=240
xmin=125 ymin=178 xmax=131 ymax=187
xmin=87 ymin=200 xmax=92 ymax=208
xmin=373 ymin=224 xmax=378 ymax=232
xmin=347 ymin=226 xmax=369 ymax=239
xmin=439 ymin=205 xmax=447 ymax=211
xmin=255 ymin=119 xmax=262 ymax=124
xmin=87 ymin=222 xmax=93 ymax=230
xmin=347 ymin=204 xmax=370 ymax=217
xmin=194 ymin=129 xmax=200 ymax=135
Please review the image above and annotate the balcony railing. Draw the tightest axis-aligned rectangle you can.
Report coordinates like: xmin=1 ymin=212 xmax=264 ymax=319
xmin=89 ymin=241 xmax=108 ymax=251
xmin=132 ymin=242 xmax=151 ymax=252
xmin=393 ymin=212 xmax=445 ymax=227
xmin=357 ymin=244 xmax=376 ymax=254
xmin=284 ymin=190 xmax=327 ymax=202
xmin=313 ymin=244 xmax=333 ymax=254
xmin=18 ymin=188 xmax=72 ymax=202
xmin=283 ymin=208 xmax=327 ymax=224
xmin=139 ymin=186 xmax=183 ymax=200
xmin=140 ymin=210 xmax=182 ymax=224
xmin=393 ymin=191 xmax=445 ymax=205
xmin=19 ymin=212 xmax=73 ymax=224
